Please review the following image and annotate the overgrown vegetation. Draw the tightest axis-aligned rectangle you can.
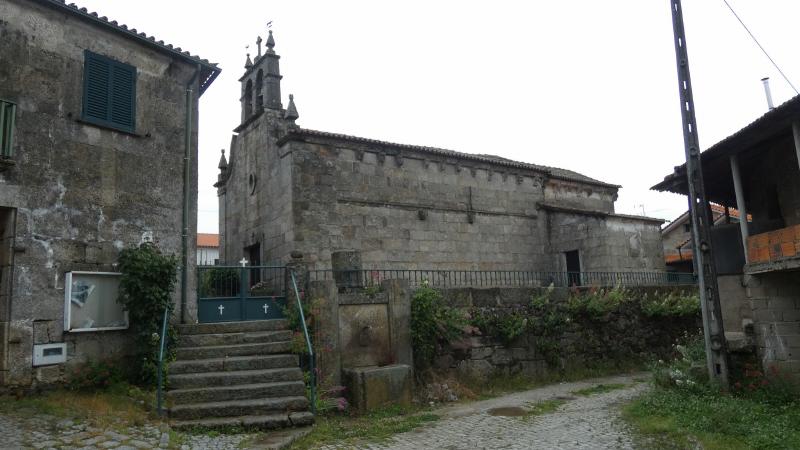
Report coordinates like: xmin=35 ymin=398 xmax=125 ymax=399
xmin=117 ymin=243 xmax=179 ymax=386
xmin=624 ymin=332 xmax=800 ymax=450
xmin=520 ymin=399 xmax=567 ymax=420
xmin=288 ymin=405 xmax=439 ymax=449
xmin=0 ymin=382 xmax=154 ymax=429
xmin=410 ymin=284 xmax=465 ymax=370
xmin=469 ymin=285 xmax=700 ymax=366
xmin=571 ymin=383 xmax=627 ymax=397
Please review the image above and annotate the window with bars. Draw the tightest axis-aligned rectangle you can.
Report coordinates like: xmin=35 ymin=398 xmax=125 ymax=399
xmin=81 ymin=50 xmax=136 ymax=133
xmin=0 ymin=100 xmax=15 ymax=158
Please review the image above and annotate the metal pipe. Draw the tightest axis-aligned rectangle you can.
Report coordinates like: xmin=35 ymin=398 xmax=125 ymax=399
xmin=181 ymin=65 xmax=201 ymax=324
xmin=761 ymin=77 xmax=775 ymax=110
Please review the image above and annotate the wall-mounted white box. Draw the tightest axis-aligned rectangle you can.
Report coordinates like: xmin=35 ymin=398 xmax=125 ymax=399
xmin=33 ymin=343 xmax=67 ymax=366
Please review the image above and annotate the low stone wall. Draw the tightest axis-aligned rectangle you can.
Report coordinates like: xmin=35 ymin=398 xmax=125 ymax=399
xmin=433 ymin=286 xmax=701 ymax=380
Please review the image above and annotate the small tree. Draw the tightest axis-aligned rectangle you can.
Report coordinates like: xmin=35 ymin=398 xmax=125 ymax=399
xmin=117 ymin=242 xmax=179 ymax=386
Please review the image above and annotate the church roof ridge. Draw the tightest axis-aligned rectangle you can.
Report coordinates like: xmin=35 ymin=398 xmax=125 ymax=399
xmin=280 ymin=128 xmax=620 ymax=189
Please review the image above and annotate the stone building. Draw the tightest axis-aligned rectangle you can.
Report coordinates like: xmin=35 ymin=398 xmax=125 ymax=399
xmin=215 ymin=33 xmax=665 ymax=274
xmin=0 ymin=0 xmax=219 ymax=386
xmin=653 ymin=94 xmax=800 ymax=380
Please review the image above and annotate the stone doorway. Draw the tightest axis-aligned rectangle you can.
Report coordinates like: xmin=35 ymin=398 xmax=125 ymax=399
xmin=0 ymin=207 xmax=16 ymax=385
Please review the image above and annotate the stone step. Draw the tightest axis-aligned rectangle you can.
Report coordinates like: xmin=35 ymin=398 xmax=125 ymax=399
xmin=177 ymin=319 xmax=289 ymax=335
xmin=170 ymin=354 xmax=299 ymax=375
xmin=170 ymin=412 xmax=314 ymax=431
xmin=169 ymin=367 xmax=303 ymax=390
xmin=168 ymin=381 xmax=306 ymax=405
xmin=177 ymin=330 xmax=293 ymax=348
xmin=175 ymin=341 xmax=292 ymax=360
xmin=169 ymin=396 xmax=309 ymax=420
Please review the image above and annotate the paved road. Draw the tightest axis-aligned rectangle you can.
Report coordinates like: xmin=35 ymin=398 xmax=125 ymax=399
xmin=325 ymin=373 xmax=648 ymax=450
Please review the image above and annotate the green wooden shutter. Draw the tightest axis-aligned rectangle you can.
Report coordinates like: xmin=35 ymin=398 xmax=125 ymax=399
xmin=82 ymin=51 xmax=136 ymax=133
xmin=109 ymin=62 xmax=136 ymax=131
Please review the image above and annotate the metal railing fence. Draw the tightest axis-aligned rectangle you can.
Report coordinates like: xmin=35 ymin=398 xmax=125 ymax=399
xmin=308 ymin=269 xmax=696 ymax=290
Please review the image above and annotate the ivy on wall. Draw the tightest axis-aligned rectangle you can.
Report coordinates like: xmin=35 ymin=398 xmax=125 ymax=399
xmin=117 ymin=243 xmax=179 ymax=386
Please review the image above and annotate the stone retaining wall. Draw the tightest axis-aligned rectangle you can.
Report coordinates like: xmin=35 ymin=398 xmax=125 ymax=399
xmin=433 ymin=286 xmax=701 ymax=380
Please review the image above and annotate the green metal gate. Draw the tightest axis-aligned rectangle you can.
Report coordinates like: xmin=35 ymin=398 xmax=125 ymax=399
xmin=197 ymin=265 xmax=288 ymax=323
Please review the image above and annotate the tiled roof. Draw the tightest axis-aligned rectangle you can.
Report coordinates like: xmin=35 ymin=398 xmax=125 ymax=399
xmin=34 ymin=0 xmax=220 ymax=94
xmin=281 ymin=128 xmax=620 ymax=189
xmin=197 ymin=233 xmax=219 ymax=248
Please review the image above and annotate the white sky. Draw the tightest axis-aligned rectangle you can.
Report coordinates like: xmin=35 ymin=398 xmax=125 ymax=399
xmin=75 ymin=0 xmax=800 ymax=233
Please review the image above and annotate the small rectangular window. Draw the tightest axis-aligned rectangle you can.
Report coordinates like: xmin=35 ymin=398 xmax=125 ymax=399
xmin=82 ymin=50 xmax=136 ymax=133
xmin=0 ymin=100 xmax=16 ymax=158
xmin=64 ymin=271 xmax=128 ymax=332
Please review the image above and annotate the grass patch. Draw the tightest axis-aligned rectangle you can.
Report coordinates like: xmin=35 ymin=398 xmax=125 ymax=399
xmin=623 ymin=387 xmax=800 ymax=450
xmin=521 ymin=398 xmax=567 ymax=420
xmin=455 ymin=361 xmax=645 ymax=401
xmin=571 ymin=383 xmax=627 ymax=397
xmin=0 ymin=382 xmax=155 ymax=429
xmin=288 ymin=405 xmax=439 ymax=449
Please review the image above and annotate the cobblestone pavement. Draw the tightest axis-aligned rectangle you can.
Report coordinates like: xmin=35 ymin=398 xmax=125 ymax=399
xmin=0 ymin=413 xmax=252 ymax=450
xmin=323 ymin=373 xmax=648 ymax=450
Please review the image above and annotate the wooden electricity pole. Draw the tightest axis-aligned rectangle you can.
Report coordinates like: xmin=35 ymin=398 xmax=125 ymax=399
xmin=668 ymin=0 xmax=730 ymax=387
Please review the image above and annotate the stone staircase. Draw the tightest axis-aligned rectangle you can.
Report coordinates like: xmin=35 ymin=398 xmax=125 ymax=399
xmin=168 ymin=319 xmax=313 ymax=430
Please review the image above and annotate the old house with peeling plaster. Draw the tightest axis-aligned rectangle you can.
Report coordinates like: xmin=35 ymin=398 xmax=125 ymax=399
xmin=215 ymin=33 xmax=667 ymax=275
xmin=0 ymin=0 xmax=219 ymax=387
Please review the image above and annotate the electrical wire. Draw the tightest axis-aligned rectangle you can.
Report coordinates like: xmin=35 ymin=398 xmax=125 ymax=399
xmin=722 ymin=0 xmax=799 ymax=95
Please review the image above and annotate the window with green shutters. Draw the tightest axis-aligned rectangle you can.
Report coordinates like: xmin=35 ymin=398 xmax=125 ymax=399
xmin=0 ymin=100 xmax=15 ymax=158
xmin=81 ymin=50 xmax=136 ymax=133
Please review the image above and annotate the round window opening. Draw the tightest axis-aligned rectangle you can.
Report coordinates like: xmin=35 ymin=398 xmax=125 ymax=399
xmin=248 ymin=173 xmax=257 ymax=195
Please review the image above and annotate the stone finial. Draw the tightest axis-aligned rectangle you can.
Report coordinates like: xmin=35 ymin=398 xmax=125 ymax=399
xmin=256 ymin=36 xmax=263 ymax=57
xmin=218 ymin=149 xmax=228 ymax=170
xmin=285 ymin=94 xmax=299 ymax=121
xmin=266 ymin=30 xmax=275 ymax=52
xmin=245 ymin=53 xmax=253 ymax=69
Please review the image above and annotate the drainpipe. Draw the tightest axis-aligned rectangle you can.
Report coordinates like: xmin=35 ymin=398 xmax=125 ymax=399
xmin=182 ymin=65 xmax=201 ymax=324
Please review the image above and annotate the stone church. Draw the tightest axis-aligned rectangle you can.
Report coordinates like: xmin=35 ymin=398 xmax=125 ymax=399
xmin=216 ymin=32 xmax=665 ymax=273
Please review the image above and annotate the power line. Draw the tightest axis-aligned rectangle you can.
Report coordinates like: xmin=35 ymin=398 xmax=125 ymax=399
xmin=722 ymin=0 xmax=799 ymax=94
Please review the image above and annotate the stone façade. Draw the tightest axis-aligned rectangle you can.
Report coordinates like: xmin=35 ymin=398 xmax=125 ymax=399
xmin=216 ymin=34 xmax=665 ymax=273
xmin=0 ymin=0 xmax=219 ymax=387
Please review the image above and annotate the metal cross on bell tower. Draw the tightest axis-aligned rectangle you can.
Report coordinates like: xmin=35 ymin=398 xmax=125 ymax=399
xmin=668 ymin=0 xmax=730 ymax=387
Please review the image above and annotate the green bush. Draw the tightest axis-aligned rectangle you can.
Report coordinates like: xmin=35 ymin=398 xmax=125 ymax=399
xmin=67 ymin=360 xmax=126 ymax=391
xmin=641 ymin=290 xmax=701 ymax=317
xmin=411 ymin=285 xmax=464 ymax=370
xmin=117 ymin=242 xmax=179 ymax=386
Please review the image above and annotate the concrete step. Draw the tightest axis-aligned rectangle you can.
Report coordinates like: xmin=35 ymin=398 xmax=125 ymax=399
xmin=177 ymin=330 xmax=293 ymax=348
xmin=175 ymin=341 xmax=292 ymax=360
xmin=170 ymin=354 xmax=299 ymax=375
xmin=170 ymin=412 xmax=314 ymax=431
xmin=169 ymin=396 xmax=309 ymax=420
xmin=169 ymin=367 xmax=303 ymax=390
xmin=168 ymin=381 xmax=306 ymax=405
xmin=177 ymin=319 xmax=289 ymax=335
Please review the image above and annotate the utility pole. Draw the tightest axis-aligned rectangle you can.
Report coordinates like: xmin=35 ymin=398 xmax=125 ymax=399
xmin=668 ymin=0 xmax=730 ymax=387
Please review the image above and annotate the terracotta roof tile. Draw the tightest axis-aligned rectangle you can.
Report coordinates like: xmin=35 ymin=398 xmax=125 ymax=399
xmin=197 ymin=233 xmax=219 ymax=248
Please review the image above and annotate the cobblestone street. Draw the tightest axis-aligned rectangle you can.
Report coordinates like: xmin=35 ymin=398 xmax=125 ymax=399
xmin=323 ymin=373 xmax=647 ymax=450
xmin=0 ymin=413 xmax=252 ymax=450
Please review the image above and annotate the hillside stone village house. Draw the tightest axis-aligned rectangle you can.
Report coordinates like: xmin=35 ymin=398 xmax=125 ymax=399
xmin=215 ymin=33 xmax=667 ymax=276
xmin=0 ymin=0 xmax=219 ymax=387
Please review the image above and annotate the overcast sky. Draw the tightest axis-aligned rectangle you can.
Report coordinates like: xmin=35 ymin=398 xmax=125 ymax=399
xmin=76 ymin=0 xmax=800 ymax=233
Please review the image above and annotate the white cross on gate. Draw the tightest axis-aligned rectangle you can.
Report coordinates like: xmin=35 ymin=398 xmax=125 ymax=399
xmin=263 ymin=304 xmax=269 ymax=314
xmin=239 ymin=258 xmax=249 ymax=267
xmin=218 ymin=304 xmax=225 ymax=316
